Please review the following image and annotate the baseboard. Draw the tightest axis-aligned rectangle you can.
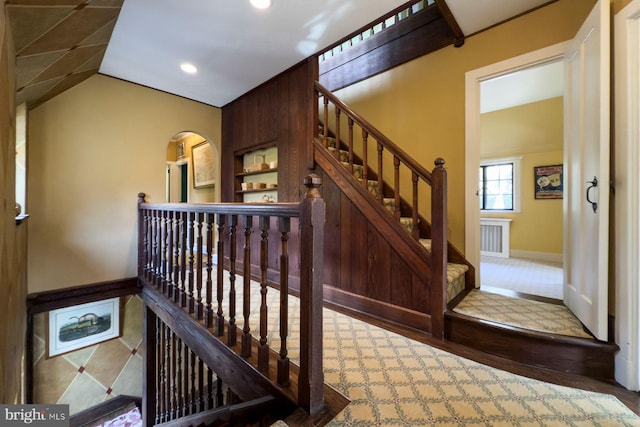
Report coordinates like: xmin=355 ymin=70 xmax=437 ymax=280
xmin=323 ymin=286 xmax=431 ymax=333
xmin=509 ymin=250 xmax=562 ymax=263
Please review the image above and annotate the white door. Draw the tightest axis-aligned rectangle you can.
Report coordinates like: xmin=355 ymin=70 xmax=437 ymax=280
xmin=564 ymin=0 xmax=610 ymax=341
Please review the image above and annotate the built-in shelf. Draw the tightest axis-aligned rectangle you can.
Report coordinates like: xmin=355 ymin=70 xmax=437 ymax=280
xmin=235 ymin=145 xmax=278 ymax=203
xmin=236 ymin=168 xmax=278 ymax=178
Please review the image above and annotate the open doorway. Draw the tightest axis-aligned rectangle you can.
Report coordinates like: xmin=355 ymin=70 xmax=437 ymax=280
xmin=166 ymin=131 xmax=218 ymax=203
xmin=465 ymin=42 xmax=570 ymax=301
xmin=477 ymin=60 xmax=564 ymax=300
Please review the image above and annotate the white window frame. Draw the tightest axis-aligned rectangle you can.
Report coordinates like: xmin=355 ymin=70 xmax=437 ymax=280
xmin=479 ymin=156 xmax=522 ymax=213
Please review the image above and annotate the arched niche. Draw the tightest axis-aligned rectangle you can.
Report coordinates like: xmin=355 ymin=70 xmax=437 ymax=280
xmin=166 ymin=131 xmax=220 ymax=203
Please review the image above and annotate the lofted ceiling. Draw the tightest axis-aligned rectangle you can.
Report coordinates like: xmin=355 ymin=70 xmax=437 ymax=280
xmin=6 ymin=0 xmax=557 ymax=110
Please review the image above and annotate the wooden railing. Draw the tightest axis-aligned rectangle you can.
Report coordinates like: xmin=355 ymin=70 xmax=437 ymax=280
xmin=137 ymin=175 xmax=326 ymax=422
xmin=318 ymin=0 xmax=433 ymax=63
xmin=314 ymin=81 xmax=449 ymax=339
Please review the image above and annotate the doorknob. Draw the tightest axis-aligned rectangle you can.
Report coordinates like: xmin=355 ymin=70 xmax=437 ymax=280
xmin=586 ymin=176 xmax=598 ymax=213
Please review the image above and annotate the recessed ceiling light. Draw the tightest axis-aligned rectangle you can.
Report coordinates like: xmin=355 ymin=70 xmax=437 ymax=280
xmin=180 ymin=62 xmax=197 ymax=74
xmin=250 ymin=0 xmax=272 ymax=9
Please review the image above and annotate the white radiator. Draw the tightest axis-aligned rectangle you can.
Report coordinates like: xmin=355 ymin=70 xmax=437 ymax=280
xmin=480 ymin=218 xmax=512 ymax=258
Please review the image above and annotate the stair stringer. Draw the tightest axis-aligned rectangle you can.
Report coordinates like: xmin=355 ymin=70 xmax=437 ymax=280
xmin=315 ymin=140 xmax=437 ymax=332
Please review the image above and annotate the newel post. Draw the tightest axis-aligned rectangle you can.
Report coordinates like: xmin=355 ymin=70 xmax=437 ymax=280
xmin=430 ymin=159 xmax=448 ymax=340
xmin=298 ymin=174 xmax=325 ymax=415
xmin=138 ymin=193 xmax=147 ymax=284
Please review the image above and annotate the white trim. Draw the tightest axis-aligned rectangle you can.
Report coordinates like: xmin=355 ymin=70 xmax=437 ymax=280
xmin=509 ymin=250 xmax=563 ymax=264
xmin=465 ymin=42 xmax=569 ymax=284
xmin=614 ymin=0 xmax=640 ymax=391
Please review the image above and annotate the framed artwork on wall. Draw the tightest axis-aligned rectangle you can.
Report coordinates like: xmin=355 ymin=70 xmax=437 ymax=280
xmin=47 ymin=297 xmax=121 ymax=358
xmin=534 ymin=164 xmax=563 ymax=199
xmin=191 ymin=141 xmax=216 ymax=188
xmin=177 ymin=141 xmax=185 ymax=159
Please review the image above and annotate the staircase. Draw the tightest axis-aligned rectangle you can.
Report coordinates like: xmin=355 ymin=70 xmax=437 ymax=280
xmin=320 ymin=132 xmax=469 ymax=305
xmin=313 ymin=80 xmax=474 ymax=339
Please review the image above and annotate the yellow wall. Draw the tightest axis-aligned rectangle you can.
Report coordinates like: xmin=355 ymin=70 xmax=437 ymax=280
xmin=334 ymin=0 xmax=594 ymax=251
xmin=480 ymin=98 xmax=563 ymax=255
xmin=0 ymin=5 xmax=27 ymax=404
xmin=28 ymin=75 xmax=221 ymax=293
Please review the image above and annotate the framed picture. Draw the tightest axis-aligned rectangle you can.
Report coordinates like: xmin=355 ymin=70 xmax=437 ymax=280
xmin=47 ymin=297 xmax=121 ymax=358
xmin=191 ymin=141 xmax=216 ymax=188
xmin=534 ymin=164 xmax=563 ymax=199
xmin=177 ymin=141 xmax=185 ymax=159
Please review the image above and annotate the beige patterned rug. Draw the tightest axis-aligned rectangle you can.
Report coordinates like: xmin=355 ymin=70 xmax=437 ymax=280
xmin=452 ymin=289 xmax=593 ymax=339
xmin=222 ymin=277 xmax=640 ymax=426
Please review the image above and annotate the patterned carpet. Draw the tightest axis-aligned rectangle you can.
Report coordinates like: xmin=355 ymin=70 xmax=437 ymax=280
xmin=452 ymin=289 xmax=593 ymax=339
xmin=226 ymin=278 xmax=640 ymax=426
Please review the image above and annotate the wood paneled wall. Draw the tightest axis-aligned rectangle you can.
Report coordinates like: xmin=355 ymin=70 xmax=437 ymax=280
xmin=221 ymin=59 xmax=316 ymax=204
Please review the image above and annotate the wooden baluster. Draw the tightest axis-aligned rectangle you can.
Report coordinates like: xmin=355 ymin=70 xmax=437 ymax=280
xmin=187 ymin=212 xmax=196 ymax=314
xmin=241 ymin=215 xmax=252 ymax=358
xmin=394 ymin=156 xmax=401 ymax=221
xmin=173 ymin=211 xmax=181 ymax=304
xmin=195 ymin=212 xmax=204 ymax=320
xmin=298 ymin=175 xmax=326 ymax=414
xmin=277 ymin=217 xmax=290 ymax=387
xmin=161 ymin=211 xmax=167 ymax=288
xmin=190 ymin=349 xmax=196 ymax=414
xmin=216 ymin=214 xmax=226 ymax=336
xmin=158 ymin=319 xmax=165 ymax=423
xmin=431 ymin=158 xmax=448 ymax=340
xmin=216 ymin=375 xmax=224 ymax=407
xmin=154 ymin=316 xmax=161 ymax=425
xmin=163 ymin=323 xmax=170 ymax=422
xmin=377 ymin=142 xmax=384 ymax=203
xmin=205 ymin=213 xmax=214 ymax=328
xmin=334 ymin=108 xmax=341 ymax=161
xmin=179 ymin=211 xmax=188 ymax=307
xmin=348 ymin=117 xmax=354 ymax=173
xmin=323 ymin=97 xmax=329 ymax=139
xmin=228 ymin=215 xmax=238 ymax=347
xmin=170 ymin=330 xmax=177 ymax=420
xmin=166 ymin=210 xmax=175 ymax=300
xmin=152 ymin=210 xmax=160 ymax=288
xmin=175 ymin=337 xmax=183 ymax=419
xmin=258 ymin=216 xmax=270 ymax=372
xmin=362 ymin=129 xmax=369 ymax=189
xmin=143 ymin=305 xmax=157 ymax=426
xmin=412 ymin=172 xmax=419 ymax=240
xmin=197 ymin=358 xmax=204 ymax=412
xmin=182 ymin=341 xmax=189 ymax=416
xmin=206 ymin=366 xmax=214 ymax=410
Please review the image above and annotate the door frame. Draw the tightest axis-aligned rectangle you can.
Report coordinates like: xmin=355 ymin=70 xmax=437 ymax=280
xmin=614 ymin=0 xmax=640 ymax=391
xmin=464 ymin=42 xmax=569 ymax=284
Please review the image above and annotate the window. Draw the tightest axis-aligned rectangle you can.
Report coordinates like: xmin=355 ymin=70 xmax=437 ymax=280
xmin=479 ymin=157 xmax=521 ymax=212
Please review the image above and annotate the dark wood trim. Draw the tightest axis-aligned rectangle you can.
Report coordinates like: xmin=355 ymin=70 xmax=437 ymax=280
xmin=434 ymin=0 xmax=465 ymax=47
xmin=27 ymin=277 xmax=140 ymax=314
xmin=444 ymin=310 xmax=619 ymax=380
xmin=141 ymin=285 xmax=296 ymax=411
xmin=323 ymin=285 xmax=431 ymax=333
xmin=70 ymin=395 xmax=142 ymax=427
xmin=319 ymin=5 xmax=456 ymax=92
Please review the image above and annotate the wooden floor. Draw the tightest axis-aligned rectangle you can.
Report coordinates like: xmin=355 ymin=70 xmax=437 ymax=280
xmin=324 ymin=300 xmax=640 ymax=417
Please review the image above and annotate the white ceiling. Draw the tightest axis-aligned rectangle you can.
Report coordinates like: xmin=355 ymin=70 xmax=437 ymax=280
xmin=99 ymin=0 xmax=556 ymax=108
xmin=481 ymin=60 xmax=564 ymax=113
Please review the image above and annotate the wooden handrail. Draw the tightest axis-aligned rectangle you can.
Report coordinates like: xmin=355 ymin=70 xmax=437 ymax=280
xmin=314 ymin=81 xmax=450 ymax=340
xmin=137 ymin=176 xmax=326 ymax=421
xmin=315 ymin=81 xmax=433 ymax=185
